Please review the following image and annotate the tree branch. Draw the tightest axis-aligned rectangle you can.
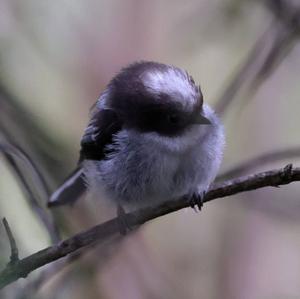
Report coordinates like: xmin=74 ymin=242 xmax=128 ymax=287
xmin=2 ymin=218 xmax=19 ymax=265
xmin=0 ymin=164 xmax=299 ymax=289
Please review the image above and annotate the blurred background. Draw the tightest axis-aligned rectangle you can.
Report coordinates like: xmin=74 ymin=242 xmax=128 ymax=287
xmin=1 ymin=0 xmax=300 ymax=298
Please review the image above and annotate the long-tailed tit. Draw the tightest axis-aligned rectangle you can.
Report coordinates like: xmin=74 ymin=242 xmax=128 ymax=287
xmin=49 ymin=61 xmax=225 ymax=220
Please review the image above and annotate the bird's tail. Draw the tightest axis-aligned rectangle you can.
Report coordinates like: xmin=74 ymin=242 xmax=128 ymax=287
xmin=48 ymin=167 xmax=86 ymax=207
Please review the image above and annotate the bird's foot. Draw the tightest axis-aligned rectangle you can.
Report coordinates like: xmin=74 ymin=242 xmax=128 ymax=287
xmin=117 ymin=204 xmax=132 ymax=235
xmin=189 ymin=191 xmax=205 ymax=212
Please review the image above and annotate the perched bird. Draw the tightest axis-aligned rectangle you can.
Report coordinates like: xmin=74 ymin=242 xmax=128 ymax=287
xmin=49 ymin=61 xmax=225 ymax=219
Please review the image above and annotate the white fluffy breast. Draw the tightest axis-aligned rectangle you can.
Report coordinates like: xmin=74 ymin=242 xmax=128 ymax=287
xmin=83 ymin=104 xmax=225 ymax=208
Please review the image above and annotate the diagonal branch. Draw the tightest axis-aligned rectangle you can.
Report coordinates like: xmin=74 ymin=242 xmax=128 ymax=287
xmin=0 ymin=164 xmax=299 ymax=289
xmin=214 ymin=22 xmax=275 ymax=115
xmin=215 ymin=1 xmax=300 ymax=116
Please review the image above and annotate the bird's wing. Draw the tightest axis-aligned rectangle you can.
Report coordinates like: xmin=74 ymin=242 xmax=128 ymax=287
xmin=48 ymin=166 xmax=85 ymax=207
xmin=79 ymin=108 xmax=123 ymax=161
xmin=48 ymin=106 xmax=123 ymax=207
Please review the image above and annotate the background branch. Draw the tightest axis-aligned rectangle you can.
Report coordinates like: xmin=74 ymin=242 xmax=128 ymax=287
xmin=215 ymin=0 xmax=300 ymax=116
xmin=0 ymin=81 xmax=70 ymax=180
xmin=217 ymin=147 xmax=300 ymax=180
xmin=2 ymin=218 xmax=19 ymax=265
xmin=0 ymin=143 xmax=60 ymax=244
xmin=0 ymin=164 xmax=299 ymax=290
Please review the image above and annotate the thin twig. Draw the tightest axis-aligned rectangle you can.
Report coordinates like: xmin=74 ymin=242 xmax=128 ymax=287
xmin=0 ymin=164 xmax=299 ymax=289
xmin=2 ymin=218 xmax=19 ymax=265
xmin=0 ymin=143 xmax=60 ymax=244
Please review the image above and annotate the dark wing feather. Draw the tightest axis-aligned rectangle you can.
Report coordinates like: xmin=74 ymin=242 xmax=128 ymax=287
xmin=79 ymin=108 xmax=123 ymax=161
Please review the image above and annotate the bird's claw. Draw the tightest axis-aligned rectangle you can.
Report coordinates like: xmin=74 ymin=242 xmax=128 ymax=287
xmin=189 ymin=192 xmax=205 ymax=212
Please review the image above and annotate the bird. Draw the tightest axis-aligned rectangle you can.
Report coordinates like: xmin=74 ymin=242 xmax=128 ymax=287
xmin=48 ymin=61 xmax=225 ymax=226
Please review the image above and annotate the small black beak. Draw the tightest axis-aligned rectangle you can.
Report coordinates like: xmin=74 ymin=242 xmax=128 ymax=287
xmin=193 ymin=113 xmax=211 ymax=125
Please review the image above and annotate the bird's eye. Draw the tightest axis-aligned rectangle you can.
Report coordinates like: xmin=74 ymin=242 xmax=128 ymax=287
xmin=168 ymin=113 xmax=180 ymax=124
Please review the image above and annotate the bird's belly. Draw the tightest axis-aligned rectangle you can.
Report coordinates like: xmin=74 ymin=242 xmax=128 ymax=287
xmin=98 ymin=149 xmax=181 ymax=205
xmin=86 ymin=146 xmax=211 ymax=208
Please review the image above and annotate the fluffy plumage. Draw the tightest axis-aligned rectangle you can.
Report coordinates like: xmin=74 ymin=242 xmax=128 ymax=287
xmin=49 ymin=61 xmax=225 ymax=209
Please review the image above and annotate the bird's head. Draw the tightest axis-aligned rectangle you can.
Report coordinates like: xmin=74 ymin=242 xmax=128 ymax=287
xmin=106 ymin=61 xmax=211 ymax=137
